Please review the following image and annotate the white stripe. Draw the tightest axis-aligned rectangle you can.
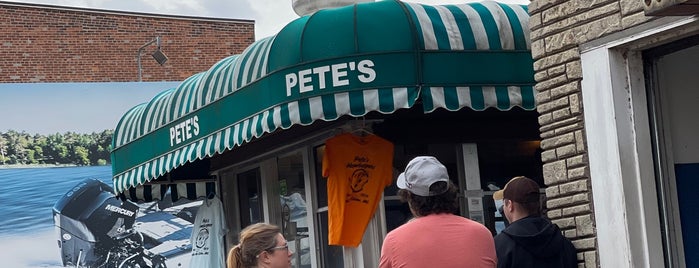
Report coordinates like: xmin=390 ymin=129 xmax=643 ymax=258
xmin=206 ymin=57 xmax=233 ymax=104
xmin=214 ymin=131 xmax=223 ymax=153
xmin=510 ymin=4 xmax=531 ymax=49
xmin=162 ymin=89 xmax=178 ymax=129
xmin=259 ymin=37 xmax=274 ymax=77
xmin=143 ymin=91 xmax=168 ymax=134
xmin=482 ymin=86 xmax=498 ymax=108
xmin=260 ymin=110 xmax=270 ymax=133
xmin=224 ymin=127 xmax=232 ymax=150
xmin=151 ymin=160 xmax=158 ymax=181
xmin=435 ymin=6 xmax=464 ymax=50
xmin=454 ymin=5 xmax=489 ymax=50
xmin=205 ymin=135 xmax=214 ymax=156
xmin=364 ymin=89 xmax=380 ymax=112
xmin=430 ymin=87 xmax=447 ymax=110
xmin=222 ymin=56 xmax=237 ymax=95
xmin=196 ymin=139 xmax=204 ymax=159
xmin=287 ymin=102 xmax=300 ymax=127
xmin=405 ymin=3 xmax=438 ymax=50
xmin=115 ymin=107 xmax=137 ymax=146
xmin=150 ymin=91 xmax=169 ymax=132
xmin=173 ymin=150 xmax=181 ymax=170
xmin=172 ymin=84 xmax=186 ymax=120
xmin=249 ymin=38 xmax=271 ymax=84
xmin=164 ymin=153 xmax=172 ymax=173
xmin=188 ymin=142 xmax=198 ymax=161
xmin=113 ymin=177 xmax=120 ymax=195
xmin=250 ymin=114 xmax=260 ymax=137
xmin=134 ymin=166 xmax=144 ymax=190
xmin=393 ymin=87 xmax=410 ymax=110
xmin=187 ymin=75 xmax=202 ymax=115
xmin=456 ymin=86 xmax=472 ymax=108
xmin=231 ymin=47 xmax=246 ymax=91
xmin=129 ymin=107 xmax=146 ymax=141
xmin=240 ymin=41 xmax=263 ymax=86
xmin=508 ymin=86 xmax=523 ymax=108
xmin=308 ymin=96 xmax=324 ymax=121
xmin=334 ymin=92 xmax=351 ymax=116
xmin=272 ymin=106 xmax=282 ymax=129
xmin=143 ymin=162 xmax=151 ymax=183
xmin=233 ymin=123 xmax=241 ymax=146
xmin=480 ymin=1 xmax=514 ymax=50
xmin=240 ymin=119 xmax=250 ymax=141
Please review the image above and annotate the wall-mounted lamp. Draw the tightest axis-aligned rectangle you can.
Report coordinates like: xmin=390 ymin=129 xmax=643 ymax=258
xmin=137 ymin=36 xmax=168 ymax=82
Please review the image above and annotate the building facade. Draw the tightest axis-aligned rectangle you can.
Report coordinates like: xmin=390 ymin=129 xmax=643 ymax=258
xmin=529 ymin=0 xmax=699 ymax=267
xmin=0 ymin=1 xmax=254 ymax=83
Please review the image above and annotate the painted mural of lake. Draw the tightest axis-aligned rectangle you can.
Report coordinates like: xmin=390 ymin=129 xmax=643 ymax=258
xmin=0 ymin=166 xmax=112 ymax=267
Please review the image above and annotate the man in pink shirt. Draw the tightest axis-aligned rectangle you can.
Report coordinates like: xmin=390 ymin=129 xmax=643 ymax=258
xmin=379 ymin=156 xmax=497 ymax=268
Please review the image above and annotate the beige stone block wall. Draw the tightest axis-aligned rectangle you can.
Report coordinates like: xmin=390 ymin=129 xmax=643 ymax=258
xmin=528 ymin=0 xmax=652 ymax=267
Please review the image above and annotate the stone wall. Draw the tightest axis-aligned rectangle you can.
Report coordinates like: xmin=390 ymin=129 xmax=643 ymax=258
xmin=0 ymin=2 xmax=255 ymax=83
xmin=528 ymin=0 xmax=652 ymax=267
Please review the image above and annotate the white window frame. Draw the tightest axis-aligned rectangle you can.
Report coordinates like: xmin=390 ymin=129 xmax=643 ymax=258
xmin=579 ymin=16 xmax=699 ymax=268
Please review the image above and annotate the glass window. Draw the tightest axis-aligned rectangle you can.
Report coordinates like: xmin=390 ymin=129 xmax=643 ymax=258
xmin=237 ymin=168 xmax=263 ymax=227
xmin=278 ymin=152 xmax=311 ymax=268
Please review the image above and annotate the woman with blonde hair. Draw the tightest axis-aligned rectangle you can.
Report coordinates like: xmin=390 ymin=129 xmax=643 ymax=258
xmin=227 ymin=223 xmax=293 ymax=268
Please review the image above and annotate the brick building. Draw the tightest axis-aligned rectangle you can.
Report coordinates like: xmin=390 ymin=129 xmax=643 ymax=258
xmin=0 ymin=1 xmax=255 ymax=83
xmin=529 ymin=0 xmax=699 ymax=267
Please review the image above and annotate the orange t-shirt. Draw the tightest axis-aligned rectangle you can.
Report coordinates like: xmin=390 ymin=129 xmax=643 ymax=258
xmin=322 ymin=133 xmax=394 ymax=247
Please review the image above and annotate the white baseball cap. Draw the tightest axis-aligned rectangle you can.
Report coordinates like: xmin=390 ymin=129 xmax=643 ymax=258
xmin=397 ymin=156 xmax=449 ymax=197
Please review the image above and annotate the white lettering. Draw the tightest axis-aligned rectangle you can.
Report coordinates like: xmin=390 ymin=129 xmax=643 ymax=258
xmin=169 ymin=127 xmax=176 ymax=146
xmin=298 ymin=69 xmax=313 ymax=93
xmin=313 ymin=66 xmax=330 ymax=89
xmin=168 ymin=115 xmax=201 ymax=147
xmin=185 ymin=118 xmax=192 ymax=139
xmin=284 ymin=59 xmax=375 ymax=96
xmin=331 ymin=63 xmax=349 ymax=87
xmin=357 ymin=60 xmax=376 ymax=83
xmin=285 ymin=73 xmax=298 ymax=97
xmin=105 ymin=204 xmax=135 ymax=217
xmin=193 ymin=116 xmax=199 ymax=136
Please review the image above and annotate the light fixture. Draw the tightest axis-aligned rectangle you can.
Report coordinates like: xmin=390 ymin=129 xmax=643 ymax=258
xmin=137 ymin=36 xmax=168 ymax=81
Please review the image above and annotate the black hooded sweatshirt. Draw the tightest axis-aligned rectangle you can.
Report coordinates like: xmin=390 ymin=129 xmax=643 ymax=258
xmin=494 ymin=216 xmax=577 ymax=268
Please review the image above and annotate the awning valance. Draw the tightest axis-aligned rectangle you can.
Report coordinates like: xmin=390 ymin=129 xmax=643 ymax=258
xmin=111 ymin=0 xmax=534 ymax=195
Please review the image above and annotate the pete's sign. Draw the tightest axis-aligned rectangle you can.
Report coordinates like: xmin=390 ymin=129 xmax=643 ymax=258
xmin=285 ymin=59 xmax=376 ymax=96
xmin=169 ymin=115 xmax=200 ymax=147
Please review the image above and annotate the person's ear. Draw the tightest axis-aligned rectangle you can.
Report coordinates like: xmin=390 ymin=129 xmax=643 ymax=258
xmin=505 ymin=200 xmax=515 ymax=212
xmin=259 ymin=251 xmax=272 ymax=264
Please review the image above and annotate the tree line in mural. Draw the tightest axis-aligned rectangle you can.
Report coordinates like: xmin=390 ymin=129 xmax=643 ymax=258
xmin=0 ymin=130 xmax=113 ymax=166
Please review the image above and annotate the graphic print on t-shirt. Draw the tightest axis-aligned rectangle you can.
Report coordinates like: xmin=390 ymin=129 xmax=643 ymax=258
xmin=347 ymin=157 xmax=373 ymax=203
xmin=322 ymin=133 xmax=394 ymax=246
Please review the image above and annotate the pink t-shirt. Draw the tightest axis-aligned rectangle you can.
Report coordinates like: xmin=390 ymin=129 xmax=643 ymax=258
xmin=379 ymin=213 xmax=497 ymax=268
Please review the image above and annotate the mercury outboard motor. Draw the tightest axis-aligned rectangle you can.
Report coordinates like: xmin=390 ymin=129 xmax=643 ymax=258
xmin=53 ymin=179 xmax=166 ymax=268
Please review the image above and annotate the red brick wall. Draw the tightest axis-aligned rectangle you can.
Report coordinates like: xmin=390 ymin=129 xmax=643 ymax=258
xmin=0 ymin=2 xmax=255 ymax=82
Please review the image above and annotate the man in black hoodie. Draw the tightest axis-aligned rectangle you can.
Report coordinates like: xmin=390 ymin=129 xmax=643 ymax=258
xmin=492 ymin=176 xmax=577 ymax=268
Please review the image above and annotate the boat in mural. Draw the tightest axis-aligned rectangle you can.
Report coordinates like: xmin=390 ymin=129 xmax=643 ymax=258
xmin=53 ymin=179 xmax=196 ymax=268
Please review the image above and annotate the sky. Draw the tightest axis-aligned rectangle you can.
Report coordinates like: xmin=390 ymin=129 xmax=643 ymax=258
xmin=0 ymin=0 xmax=529 ymax=135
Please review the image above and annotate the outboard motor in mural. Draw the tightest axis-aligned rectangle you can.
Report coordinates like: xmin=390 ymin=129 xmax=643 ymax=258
xmin=53 ymin=178 xmax=167 ymax=268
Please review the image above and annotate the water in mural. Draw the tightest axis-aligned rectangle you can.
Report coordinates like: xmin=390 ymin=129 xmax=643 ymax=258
xmin=0 ymin=166 xmax=196 ymax=268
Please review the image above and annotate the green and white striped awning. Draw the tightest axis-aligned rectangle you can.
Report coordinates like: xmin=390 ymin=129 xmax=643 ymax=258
xmin=111 ymin=0 xmax=535 ymax=195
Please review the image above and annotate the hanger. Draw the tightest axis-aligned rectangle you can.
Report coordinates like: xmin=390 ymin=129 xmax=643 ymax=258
xmin=349 ymin=117 xmax=373 ymax=138
xmin=205 ymin=191 xmax=215 ymax=206
xmin=350 ymin=127 xmax=373 ymax=137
